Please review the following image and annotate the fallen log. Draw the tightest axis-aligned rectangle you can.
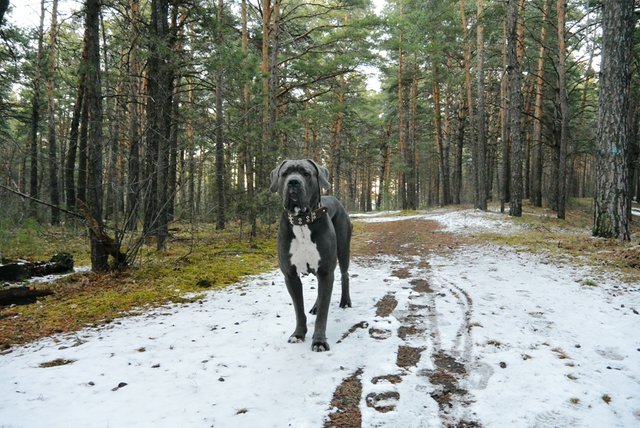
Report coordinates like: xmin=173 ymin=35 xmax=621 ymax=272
xmin=0 ymin=253 xmax=74 ymax=282
xmin=0 ymin=286 xmax=53 ymax=306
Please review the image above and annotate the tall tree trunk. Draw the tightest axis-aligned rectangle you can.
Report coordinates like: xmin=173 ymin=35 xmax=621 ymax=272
xmin=46 ymin=0 xmax=60 ymax=225
xmin=500 ymin=20 xmax=509 ymax=212
xmin=331 ymin=74 xmax=345 ymax=200
xmin=531 ymin=0 xmax=549 ymax=208
xmin=475 ymin=0 xmax=487 ymax=210
xmin=593 ymin=0 xmax=634 ymax=240
xmin=453 ymin=97 xmax=465 ymax=204
xmin=85 ymin=0 xmax=108 ymax=271
xmin=555 ymin=0 xmax=569 ymax=219
xmin=125 ymin=0 xmax=141 ymax=231
xmin=259 ymin=0 xmax=271 ymax=191
xmin=507 ymin=0 xmax=523 ymax=217
xmin=156 ymin=3 xmax=176 ymax=249
xmin=168 ymin=74 xmax=180 ymax=223
xmin=185 ymin=76 xmax=196 ymax=222
xmin=459 ymin=0 xmax=474 ymax=205
xmin=215 ymin=0 xmax=226 ymax=230
xmin=241 ymin=0 xmax=256 ymax=237
xmin=29 ymin=0 xmax=46 ymax=218
xmin=143 ymin=0 xmax=173 ymax=251
xmin=407 ymin=58 xmax=418 ymax=209
xmin=433 ymin=64 xmax=450 ymax=206
xmin=397 ymin=0 xmax=406 ymax=209
xmin=65 ymin=50 xmax=87 ymax=211
xmin=377 ymin=126 xmax=392 ymax=210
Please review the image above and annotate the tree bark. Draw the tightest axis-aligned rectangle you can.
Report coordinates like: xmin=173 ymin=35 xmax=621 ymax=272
xmin=507 ymin=0 xmax=523 ymax=217
xmin=433 ymin=64 xmax=450 ymax=206
xmin=125 ymin=0 xmax=141 ymax=231
xmin=65 ymin=50 xmax=87 ymax=211
xmin=459 ymin=1 xmax=474 ymax=203
xmin=593 ymin=0 xmax=634 ymax=240
xmin=85 ymin=0 xmax=109 ymax=271
xmin=330 ymin=73 xmax=345 ymax=200
xmin=531 ymin=0 xmax=549 ymax=207
xmin=475 ymin=0 xmax=487 ymax=210
xmin=215 ymin=0 xmax=226 ymax=230
xmin=28 ymin=0 xmax=46 ymax=218
xmin=46 ymin=0 xmax=60 ymax=225
xmin=555 ymin=0 xmax=569 ymax=219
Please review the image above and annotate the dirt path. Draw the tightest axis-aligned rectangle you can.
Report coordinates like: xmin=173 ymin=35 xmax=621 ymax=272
xmin=326 ymin=219 xmax=483 ymax=427
xmin=2 ymin=212 xmax=638 ymax=427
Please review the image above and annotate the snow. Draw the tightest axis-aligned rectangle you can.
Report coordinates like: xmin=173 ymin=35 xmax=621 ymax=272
xmin=1 ymin=210 xmax=639 ymax=427
xmin=353 ymin=208 xmax=518 ymax=234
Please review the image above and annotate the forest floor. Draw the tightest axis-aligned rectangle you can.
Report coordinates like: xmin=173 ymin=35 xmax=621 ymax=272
xmin=1 ymin=204 xmax=640 ymax=427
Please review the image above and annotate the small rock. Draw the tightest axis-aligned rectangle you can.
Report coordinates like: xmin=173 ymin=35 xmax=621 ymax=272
xmin=575 ymin=344 xmax=581 ymax=348
xmin=88 ymin=381 xmax=95 ymax=386
xmin=499 ymin=362 xmax=507 ymax=369
xmin=196 ymin=278 xmax=213 ymax=288
xmin=112 ymin=382 xmax=128 ymax=391
xmin=218 ymin=377 xmax=225 ymax=382
xmin=151 ymin=364 xmax=160 ymax=369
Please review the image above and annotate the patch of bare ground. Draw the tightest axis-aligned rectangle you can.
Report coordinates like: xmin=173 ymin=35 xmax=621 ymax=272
xmin=336 ymin=321 xmax=368 ymax=344
xmin=324 ymin=368 xmax=363 ymax=428
xmin=409 ymin=278 xmax=433 ymax=293
xmin=365 ymin=390 xmax=401 ymax=413
xmin=420 ymin=351 xmax=482 ymax=427
xmin=352 ymin=219 xmax=463 ymax=259
xmin=375 ymin=293 xmax=398 ymax=317
xmin=396 ymin=345 xmax=426 ymax=369
xmin=371 ymin=374 xmax=403 ymax=385
xmin=397 ymin=324 xmax=421 ymax=339
xmin=325 ymin=217 xmax=466 ymax=424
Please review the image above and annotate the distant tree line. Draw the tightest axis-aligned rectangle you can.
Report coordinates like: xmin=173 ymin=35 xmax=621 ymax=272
xmin=0 ymin=0 xmax=636 ymax=269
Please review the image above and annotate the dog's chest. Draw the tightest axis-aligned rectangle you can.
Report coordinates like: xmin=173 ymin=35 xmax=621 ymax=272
xmin=289 ymin=225 xmax=321 ymax=275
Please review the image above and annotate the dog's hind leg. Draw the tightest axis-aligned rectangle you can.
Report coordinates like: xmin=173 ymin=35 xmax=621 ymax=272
xmin=336 ymin=220 xmax=352 ymax=308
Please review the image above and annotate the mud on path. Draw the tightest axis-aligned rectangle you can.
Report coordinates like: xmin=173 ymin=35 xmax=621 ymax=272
xmin=326 ymin=218 xmax=482 ymax=427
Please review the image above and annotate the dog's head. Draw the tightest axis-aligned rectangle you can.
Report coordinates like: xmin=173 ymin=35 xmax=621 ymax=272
xmin=270 ymin=159 xmax=330 ymax=214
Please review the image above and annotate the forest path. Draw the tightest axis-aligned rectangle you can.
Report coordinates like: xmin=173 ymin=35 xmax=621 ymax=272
xmin=333 ymin=211 xmax=640 ymax=427
xmin=1 ymin=210 xmax=639 ymax=428
xmin=325 ymin=215 xmax=481 ymax=427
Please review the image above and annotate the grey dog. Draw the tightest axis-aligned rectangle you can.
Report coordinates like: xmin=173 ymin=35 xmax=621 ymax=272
xmin=270 ymin=159 xmax=352 ymax=352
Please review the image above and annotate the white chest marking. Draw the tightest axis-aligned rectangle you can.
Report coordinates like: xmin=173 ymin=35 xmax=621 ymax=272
xmin=289 ymin=225 xmax=321 ymax=275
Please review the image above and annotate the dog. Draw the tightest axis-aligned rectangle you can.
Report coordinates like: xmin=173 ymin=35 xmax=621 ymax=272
xmin=270 ymin=159 xmax=352 ymax=352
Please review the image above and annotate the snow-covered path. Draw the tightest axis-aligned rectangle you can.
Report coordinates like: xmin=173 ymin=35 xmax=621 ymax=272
xmin=1 ymin=210 xmax=639 ymax=427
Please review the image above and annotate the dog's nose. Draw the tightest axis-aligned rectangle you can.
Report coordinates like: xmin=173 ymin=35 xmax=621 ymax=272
xmin=287 ymin=178 xmax=302 ymax=188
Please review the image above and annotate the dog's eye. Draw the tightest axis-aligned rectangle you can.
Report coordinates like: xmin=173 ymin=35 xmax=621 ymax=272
xmin=303 ymin=171 xmax=311 ymax=177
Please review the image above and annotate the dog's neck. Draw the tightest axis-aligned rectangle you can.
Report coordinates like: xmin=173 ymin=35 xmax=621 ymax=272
xmin=286 ymin=205 xmax=328 ymax=226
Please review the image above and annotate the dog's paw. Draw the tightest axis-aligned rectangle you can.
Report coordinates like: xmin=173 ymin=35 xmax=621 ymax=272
xmin=311 ymin=340 xmax=330 ymax=352
xmin=288 ymin=335 xmax=305 ymax=344
xmin=339 ymin=298 xmax=352 ymax=308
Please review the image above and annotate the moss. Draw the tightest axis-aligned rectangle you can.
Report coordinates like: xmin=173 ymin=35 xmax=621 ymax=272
xmin=0 ymin=222 xmax=277 ymax=347
xmin=1 ymin=222 xmax=91 ymax=265
xmin=472 ymin=201 xmax=640 ymax=284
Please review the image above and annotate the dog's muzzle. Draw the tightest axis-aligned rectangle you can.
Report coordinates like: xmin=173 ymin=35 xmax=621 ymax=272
xmin=284 ymin=176 xmax=308 ymax=213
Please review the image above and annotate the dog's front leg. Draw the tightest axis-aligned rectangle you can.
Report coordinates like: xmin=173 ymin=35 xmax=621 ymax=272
xmin=311 ymin=270 xmax=334 ymax=352
xmin=284 ymin=272 xmax=307 ymax=343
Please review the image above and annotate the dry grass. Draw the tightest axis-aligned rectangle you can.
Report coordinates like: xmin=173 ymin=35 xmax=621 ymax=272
xmin=0 ymin=222 xmax=276 ymax=349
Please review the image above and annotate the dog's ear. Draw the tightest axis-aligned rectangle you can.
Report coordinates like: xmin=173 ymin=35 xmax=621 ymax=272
xmin=306 ymin=159 xmax=330 ymax=190
xmin=270 ymin=160 xmax=287 ymax=193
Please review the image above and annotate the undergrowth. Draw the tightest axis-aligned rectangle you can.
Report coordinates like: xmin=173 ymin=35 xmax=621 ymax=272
xmin=0 ymin=222 xmax=276 ymax=348
xmin=476 ymin=199 xmax=640 ymax=283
